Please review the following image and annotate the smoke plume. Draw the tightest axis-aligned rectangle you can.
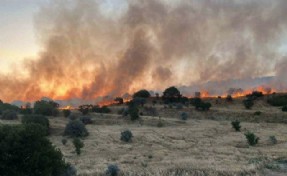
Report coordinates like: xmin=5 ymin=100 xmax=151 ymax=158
xmin=1 ymin=0 xmax=287 ymax=102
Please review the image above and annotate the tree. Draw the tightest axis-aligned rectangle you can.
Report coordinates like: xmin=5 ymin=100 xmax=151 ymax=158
xmin=133 ymin=89 xmax=151 ymax=98
xmin=162 ymin=86 xmax=181 ymax=103
xmin=163 ymin=86 xmax=181 ymax=98
xmin=243 ymin=99 xmax=254 ymax=109
xmin=114 ymin=97 xmax=124 ymax=104
xmin=0 ymin=124 xmax=67 ymax=176
xmin=34 ymin=100 xmax=59 ymax=116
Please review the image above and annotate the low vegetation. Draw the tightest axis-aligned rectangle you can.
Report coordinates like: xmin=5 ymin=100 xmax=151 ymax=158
xmin=64 ymin=120 xmax=89 ymax=137
xmin=231 ymin=120 xmax=241 ymax=132
xmin=21 ymin=115 xmax=50 ymax=135
xmin=34 ymin=100 xmax=59 ymax=116
xmin=73 ymin=138 xmax=84 ymax=155
xmin=80 ymin=116 xmax=93 ymax=125
xmin=245 ymin=131 xmax=259 ymax=146
xmin=120 ymin=130 xmax=133 ymax=142
xmin=63 ymin=109 xmax=71 ymax=117
xmin=106 ymin=164 xmax=120 ymax=176
xmin=267 ymin=95 xmax=287 ymax=106
xmin=0 ymin=110 xmax=18 ymax=120
xmin=243 ymin=99 xmax=254 ymax=109
xmin=282 ymin=105 xmax=287 ymax=112
xmin=0 ymin=124 xmax=67 ymax=176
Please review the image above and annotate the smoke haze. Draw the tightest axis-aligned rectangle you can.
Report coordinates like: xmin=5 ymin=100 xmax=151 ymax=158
xmin=1 ymin=0 xmax=287 ymax=103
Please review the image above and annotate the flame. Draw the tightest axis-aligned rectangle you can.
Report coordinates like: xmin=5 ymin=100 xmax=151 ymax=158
xmin=197 ymin=86 xmax=276 ymax=99
xmin=59 ymin=106 xmax=74 ymax=110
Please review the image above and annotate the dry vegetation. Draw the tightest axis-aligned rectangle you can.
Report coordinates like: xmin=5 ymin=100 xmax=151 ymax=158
xmin=1 ymin=97 xmax=287 ymax=176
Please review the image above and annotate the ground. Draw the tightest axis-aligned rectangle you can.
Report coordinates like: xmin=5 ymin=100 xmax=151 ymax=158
xmin=1 ymin=96 xmax=287 ymax=175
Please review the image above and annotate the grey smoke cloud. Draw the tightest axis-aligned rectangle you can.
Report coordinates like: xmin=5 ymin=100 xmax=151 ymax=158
xmin=0 ymin=0 xmax=287 ymax=102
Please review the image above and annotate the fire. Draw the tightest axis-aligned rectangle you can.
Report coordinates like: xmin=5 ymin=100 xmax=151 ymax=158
xmin=59 ymin=106 xmax=74 ymax=110
xmin=197 ymin=86 xmax=276 ymax=99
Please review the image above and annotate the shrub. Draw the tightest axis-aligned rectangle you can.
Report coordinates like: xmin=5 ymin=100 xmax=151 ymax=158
xmin=1 ymin=110 xmax=18 ymax=120
xmin=80 ymin=116 xmax=93 ymax=125
xmin=245 ymin=131 xmax=259 ymax=146
xmin=34 ymin=100 xmax=59 ymax=116
xmin=68 ymin=113 xmax=78 ymax=120
xmin=243 ymin=99 xmax=254 ymax=109
xmin=133 ymin=89 xmax=151 ymax=98
xmin=282 ymin=105 xmax=287 ymax=112
xmin=129 ymin=106 xmax=139 ymax=121
xmin=180 ymin=112 xmax=188 ymax=120
xmin=63 ymin=163 xmax=77 ymax=176
xmin=254 ymin=111 xmax=262 ymax=116
xmin=64 ymin=120 xmax=89 ymax=137
xmin=73 ymin=138 xmax=84 ymax=155
xmin=63 ymin=109 xmax=71 ymax=117
xmin=106 ymin=164 xmax=120 ymax=176
xmin=0 ymin=102 xmax=19 ymax=113
xmin=195 ymin=102 xmax=212 ymax=111
xmin=92 ymin=105 xmax=111 ymax=114
xmin=62 ymin=138 xmax=68 ymax=145
xmin=267 ymin=95 xmax=287 ymax=106
xmin=176 ymin=103 xmax=183 ymax=109
xmin=144 ymin=106 xmax=158 ymax=117
xmin=0 ymin=124 xmax=67 ymax=176
xmin=231 ymin=120 xmax=241 ymax=132
xmin=269 ymin=136 xmax=277 ymax=144
xmin=157 ymin=120 xmax=164 ymax=128
xmin=120 ymin=130 xmax=133 ymax=142
xmin=114 ymin=97 xmax=124 ymax=104
xmin=226 ymin=95 xmax=233 ymax=102
xmin=22 ymin=115 xmax=49 ymax=135
xmin=19 ymin=108 xmax=33 ymax=115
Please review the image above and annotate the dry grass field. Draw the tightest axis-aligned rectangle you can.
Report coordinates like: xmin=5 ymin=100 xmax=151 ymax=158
xmin=1 ymin=97 xmax=287 ymax=176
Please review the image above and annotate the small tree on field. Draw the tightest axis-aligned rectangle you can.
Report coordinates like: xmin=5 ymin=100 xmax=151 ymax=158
xmin=133 ymin=89 xmax=151 ymax=98
xmin=243 ymin=99 xmax=254 ymax=109
xmin=245 ymin=131 xmax=259 ymax=146
xmin=231 ymin=120 xmax=241 ymax=132
xmin=63 ymin=109 xmax=71 ymax=117
xmin=73 ymin=138 xmax=84 ymax=155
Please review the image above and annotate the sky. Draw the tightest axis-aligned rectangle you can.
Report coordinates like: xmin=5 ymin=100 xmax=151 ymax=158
xmin=0 ymin=0 xmax=45 ymax=73
xmin=0 ymin=0 xmax=126 ymax=73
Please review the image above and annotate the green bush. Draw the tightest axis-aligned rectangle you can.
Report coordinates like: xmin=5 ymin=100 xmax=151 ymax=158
xmin=80 ymin=116 xmax=93 ymax=125
xmin=1 ymin=110 xmax=18 ymax=120
xmin=120 ymin=130 xmax=133 ymax=142
xmin=92 ymin=105 xmax=111 ymax=114
xmin=0 ymin=124 xmax=67 ymax=176
xmin=64 ymin=120 xmax=89 ymax=137
xmin=129 ymin=106 xmax=139 ymax=121
xmin=68 ymin=113 xmax=78 ymax=120
xmin=22 ymin=115 xmax=49 ymax=135
xmin=34 ymin=100 xmax=59 ymax=116
xmin=63 ymin=163 xmax=77 ymax=176
xmin=63 ymin=109 xmax=71 ymax=117
xmin=0 ymin=102 xmax=19 ymax=113
xmin=62 ymin=138 xmax=68 ymax=145
xmin=254 ymin=111 xmax=262 ymax=116
xmin=231 ymin=120 xmax=241 ymax=132
xmin=267 ymin=95 xmax=287 ymax=107
xmin=73 ymin=138 xmax=84 ymax=155
xmin=282 ymin=106 xmax=287 ymax=112
xmin=19 ymin=108 xmax=33 ymax=115
xmin=106 ymin=164 xmax=120 ymax=176
xmin=243 ymin=99 xmax=254 ymax=109
xmin=245 ymin=131 xmax=259 ymax=146
xmin=269 ymin=136 xmax=277 ymax=144
xmin=180 ymin=112 xmax=188 ymax=120
xmin=133 ymin=89 xmax=151 ymax=98
xmin=226 ymin=95 xmax=233 ymax=102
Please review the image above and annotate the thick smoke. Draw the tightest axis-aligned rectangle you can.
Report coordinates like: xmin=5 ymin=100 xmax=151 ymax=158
xmin=1 ymin=0 xmax=287 ymax=102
